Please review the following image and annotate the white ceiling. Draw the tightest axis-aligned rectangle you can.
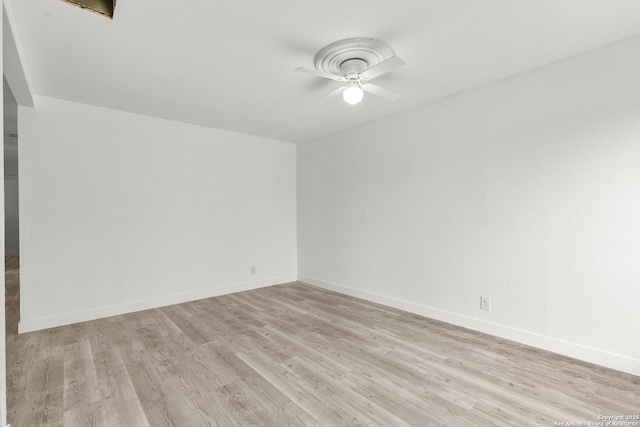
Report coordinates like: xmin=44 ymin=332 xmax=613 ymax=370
xmin=6 ymin=0 xmax=640 ymax=143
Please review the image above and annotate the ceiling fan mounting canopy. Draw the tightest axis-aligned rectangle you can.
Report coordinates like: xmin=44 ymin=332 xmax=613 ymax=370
xmin=314 ymin=37 xmax=395 ymax=77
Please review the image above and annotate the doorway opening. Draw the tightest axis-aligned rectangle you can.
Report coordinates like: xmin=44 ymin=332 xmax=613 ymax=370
xmin=4 ymin=76 xmax=19 ymax=336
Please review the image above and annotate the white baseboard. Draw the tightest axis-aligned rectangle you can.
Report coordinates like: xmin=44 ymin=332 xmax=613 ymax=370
xmin=299 ymin=275 xmax=640 ymax=377
xmin=18 ymin=274 xmax=297 ymax=333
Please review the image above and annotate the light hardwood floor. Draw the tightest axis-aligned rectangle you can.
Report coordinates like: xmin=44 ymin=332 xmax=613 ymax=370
xmin=5 ymin=257 xmax=640 ymax=426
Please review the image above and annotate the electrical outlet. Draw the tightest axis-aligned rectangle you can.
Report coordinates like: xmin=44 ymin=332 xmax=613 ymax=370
xmin=250 ymin=266 xmax=256 ymax=275
xmin=480 ymin=296 xmax=491 ymax=311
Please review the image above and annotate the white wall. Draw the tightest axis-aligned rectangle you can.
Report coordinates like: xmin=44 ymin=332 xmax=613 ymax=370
xmin=298 ymin=34 xmax=640 ymax=376
xmin=18 ymin=96 xmax=297 ymax=332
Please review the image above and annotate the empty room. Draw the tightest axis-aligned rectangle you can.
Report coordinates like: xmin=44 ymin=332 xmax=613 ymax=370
xmin=1 ymin=0 xmax=640 ymax=426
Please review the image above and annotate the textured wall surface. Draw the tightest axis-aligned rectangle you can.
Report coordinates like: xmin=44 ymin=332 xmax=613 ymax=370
xmin=298 ymin=35 xmax=640 ymax=373
xmin=19 ymin=96 xmax=297 ymax=331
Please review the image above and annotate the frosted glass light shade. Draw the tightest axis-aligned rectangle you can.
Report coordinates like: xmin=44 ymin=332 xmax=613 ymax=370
xmin=343 ymin=85 xmax=364 ymax=105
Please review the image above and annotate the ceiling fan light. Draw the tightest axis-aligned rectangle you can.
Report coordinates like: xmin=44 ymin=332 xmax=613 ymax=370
xmin=343 ymin=85 xmax=364 ymax=105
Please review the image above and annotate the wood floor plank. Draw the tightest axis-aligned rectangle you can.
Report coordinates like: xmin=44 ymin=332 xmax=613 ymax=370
xmin=265 ymin=401 xmax=319 ymax=427
xmin=236 ymin=349 xmax=361 ymax=426
xmin=6 ymin=257 xmax=640 ymax=426
xmin=92 ymin=348 xmax=151 ymax=427
xmin=118 ymin=347 xmax=178 ymax=427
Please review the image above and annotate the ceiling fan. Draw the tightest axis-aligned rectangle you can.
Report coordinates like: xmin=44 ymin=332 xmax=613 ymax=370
xmin=295 ymin=38 xmax=406 ymax=105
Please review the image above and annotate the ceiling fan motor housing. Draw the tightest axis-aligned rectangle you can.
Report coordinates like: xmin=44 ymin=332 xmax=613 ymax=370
xmin=340 ymin=58 xmax=368 ymax=78
xmin=314 ymin=38 xmax=395 ymax=78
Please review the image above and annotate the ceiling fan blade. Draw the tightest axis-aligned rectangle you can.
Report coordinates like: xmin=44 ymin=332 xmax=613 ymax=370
xmin=295 ymin=67 xmax=345 ymax=81
xmin=362 ymin=83 xmax=401 ymax=102
xmin=361 ymin=56 xmax=406 ymax=80
xmin=316 ymin=86 xmax=345 ymax=102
